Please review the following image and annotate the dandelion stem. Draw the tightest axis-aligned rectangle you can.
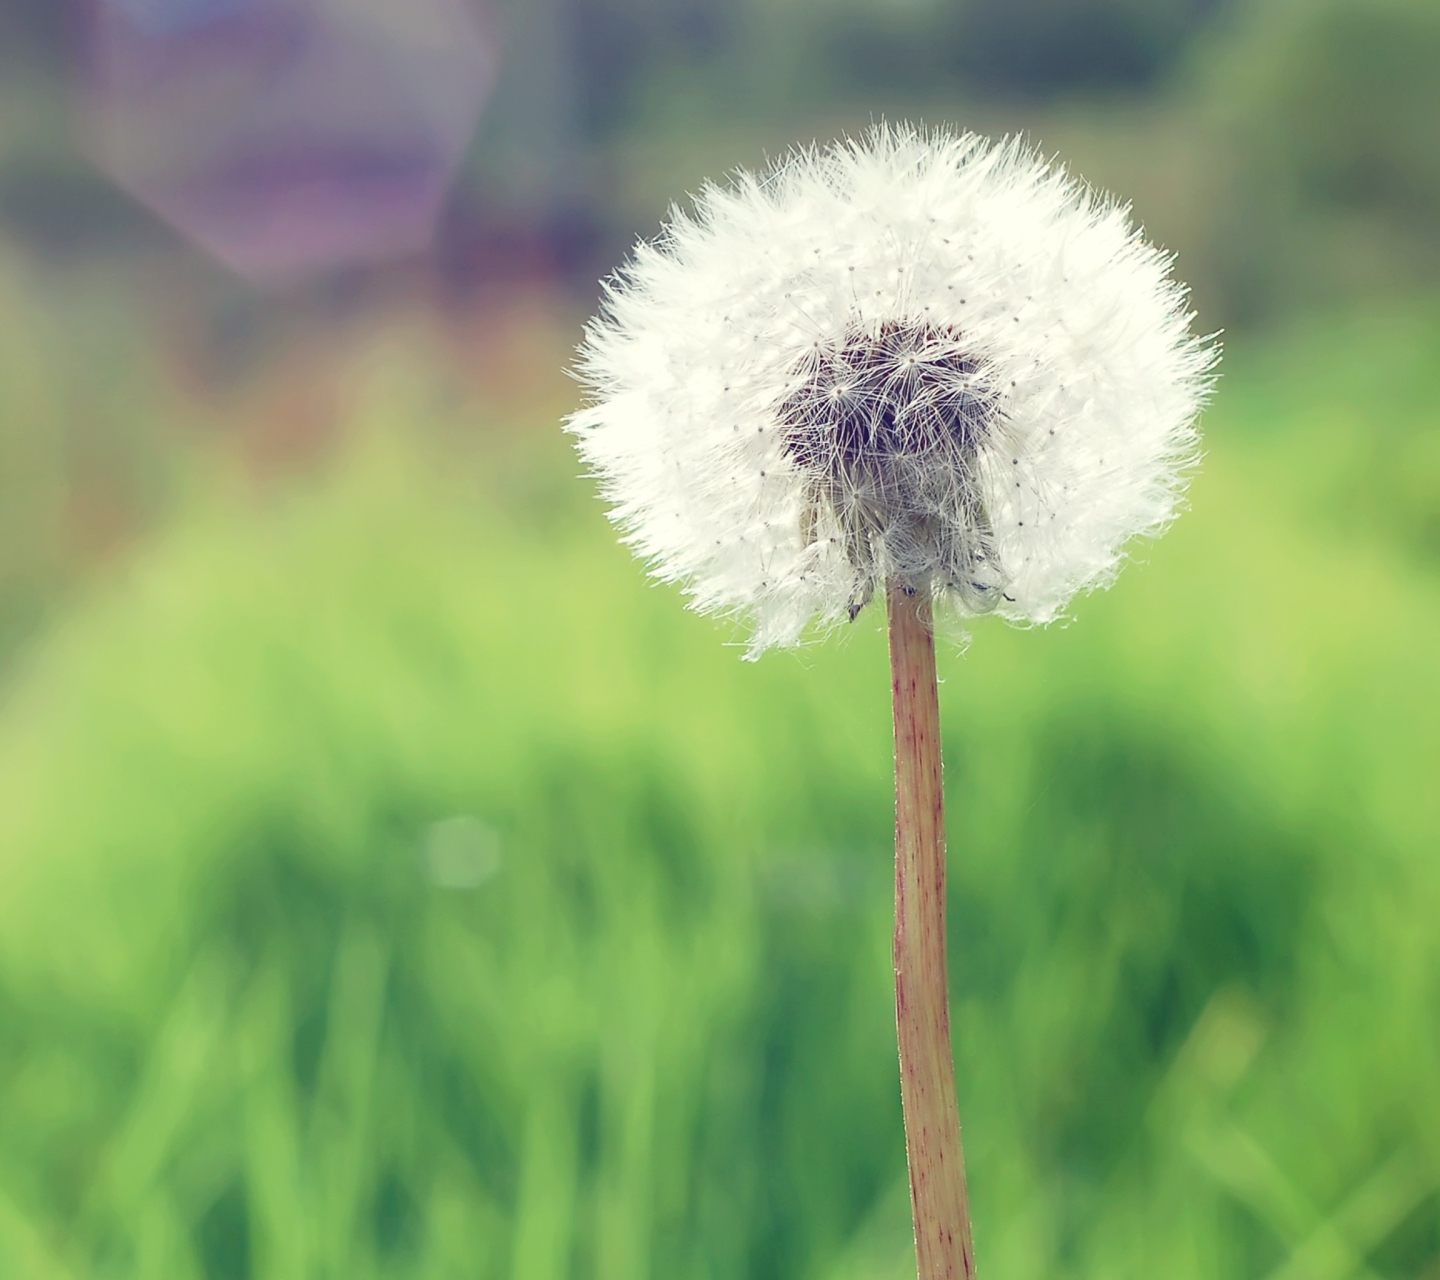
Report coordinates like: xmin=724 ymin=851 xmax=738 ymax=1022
xmin=887 ymin=582 xmax=975 ymax=1280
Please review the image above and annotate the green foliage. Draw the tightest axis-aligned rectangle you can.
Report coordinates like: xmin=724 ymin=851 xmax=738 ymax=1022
xmin=0 ymin=254 xmax=182 ymax=662
xmin=1195 ymin=0 xmax=1440 ymax=322
xmin=904 ymin=0 xmax=1216 ymax=96
xmin=1 ymin=306 xmax=1439 ymax=1279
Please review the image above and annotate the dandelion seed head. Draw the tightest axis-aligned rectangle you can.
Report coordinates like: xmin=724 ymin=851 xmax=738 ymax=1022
xmin=569 ymin=125 xmax=1215 ymax=656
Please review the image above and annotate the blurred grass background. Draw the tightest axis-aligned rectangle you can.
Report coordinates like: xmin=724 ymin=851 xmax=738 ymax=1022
xmin=0 ymin=0 xmax=1438 ymax=1277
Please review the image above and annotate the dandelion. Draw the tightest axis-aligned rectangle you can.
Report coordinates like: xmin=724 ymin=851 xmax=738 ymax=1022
xmin=569 ymin=125 xmax=1213 ymax=1279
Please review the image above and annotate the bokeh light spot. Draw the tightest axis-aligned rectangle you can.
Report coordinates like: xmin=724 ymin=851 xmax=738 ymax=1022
xmin=81 ymin=0 xmax=498 ymax=281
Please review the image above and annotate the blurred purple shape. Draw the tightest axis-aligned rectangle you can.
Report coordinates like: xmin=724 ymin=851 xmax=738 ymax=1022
xmin=103 ymin=0 xmax=254 ymax=38
xmin=82 ymin=0 xmax=498 ymax=281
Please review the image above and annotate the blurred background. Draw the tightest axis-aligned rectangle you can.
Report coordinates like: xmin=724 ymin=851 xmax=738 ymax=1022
xmin=0 ymin=0 xmax=1438 ymax=1277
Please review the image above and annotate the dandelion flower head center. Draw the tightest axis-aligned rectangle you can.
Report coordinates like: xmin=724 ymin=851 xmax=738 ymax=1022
xmin=779 ymin=320 xmax=1004 ymax=616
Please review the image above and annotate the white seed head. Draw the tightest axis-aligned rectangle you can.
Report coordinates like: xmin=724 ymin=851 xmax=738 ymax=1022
xmin=569 ymin=125 xmax=1215 ymax=656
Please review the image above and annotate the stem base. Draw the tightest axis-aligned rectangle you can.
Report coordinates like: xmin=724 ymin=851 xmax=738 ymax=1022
xmin=887 ymin=584 xmax=975 ymax=1280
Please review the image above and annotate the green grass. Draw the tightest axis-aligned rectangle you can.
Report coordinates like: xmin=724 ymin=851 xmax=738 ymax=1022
xmin=0 ymin=303 xmax=1438 ymax=1279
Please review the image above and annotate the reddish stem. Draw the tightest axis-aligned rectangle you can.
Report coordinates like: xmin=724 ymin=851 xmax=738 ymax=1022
xmin=887 ymin=583 xmax=976 ymax=1280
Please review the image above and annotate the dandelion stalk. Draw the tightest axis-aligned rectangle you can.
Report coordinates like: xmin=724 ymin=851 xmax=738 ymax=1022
xmin=887 ymin=582 xmax=974 ymax=1280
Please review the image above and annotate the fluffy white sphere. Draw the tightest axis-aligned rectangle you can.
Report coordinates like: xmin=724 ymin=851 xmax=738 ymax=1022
xmin=570 ymin=126 xmax=1214 ymax=656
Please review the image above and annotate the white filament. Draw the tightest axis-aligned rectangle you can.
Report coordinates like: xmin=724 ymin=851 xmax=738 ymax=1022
xmin=570 ymin=125 xmax=1214 ymax=656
